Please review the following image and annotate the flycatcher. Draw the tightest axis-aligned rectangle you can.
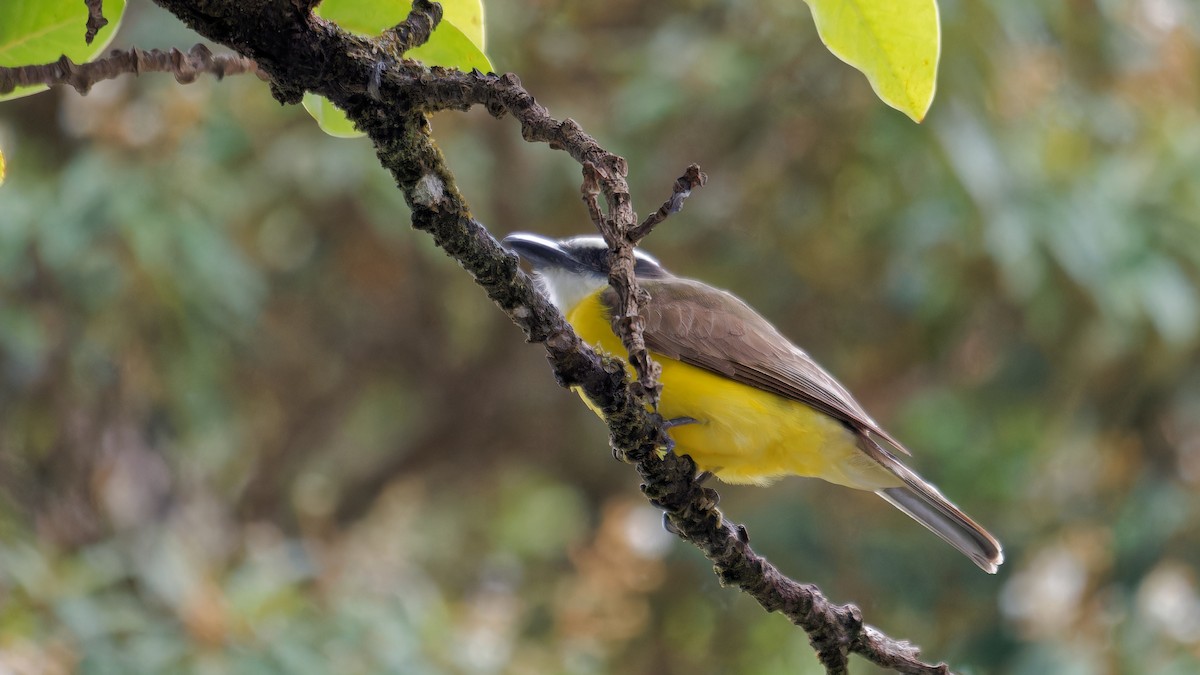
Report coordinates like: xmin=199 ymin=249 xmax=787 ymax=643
xmin=505 ymin=232 xmax=1003 ymax=573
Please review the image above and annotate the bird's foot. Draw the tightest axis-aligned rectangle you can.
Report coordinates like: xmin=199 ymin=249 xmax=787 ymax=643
xmin=654 ymin=415 xmax=698 ymax=456
xmin=662 ymin=512 xmax=682 ymax=537
xmin=662 ymin=416 xmax=698 ymax=430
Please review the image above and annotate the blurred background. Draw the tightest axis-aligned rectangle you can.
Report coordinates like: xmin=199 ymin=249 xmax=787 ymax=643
xmin=1 ymin=0 xmax=1199 ymax=672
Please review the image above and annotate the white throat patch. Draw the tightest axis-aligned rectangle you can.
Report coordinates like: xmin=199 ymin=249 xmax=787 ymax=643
xmin=535 ymin=268 xmax=609 ymax=314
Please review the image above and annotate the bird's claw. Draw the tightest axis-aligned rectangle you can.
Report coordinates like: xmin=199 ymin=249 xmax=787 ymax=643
xmin=662 ymin=416 xmax=698 ymax=429
xmin=662 ymin=512 xmax=682 ymax=537
xmin=654 ymin=415 xmax=698 ymax=456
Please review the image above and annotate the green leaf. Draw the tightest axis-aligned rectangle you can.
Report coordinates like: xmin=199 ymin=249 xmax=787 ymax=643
xmin=0 ymin=0 xmax=127 ymax=102
xmin=320 ymin=0 xmax=487 ymax=51
xmin=440 ymin=0 xmax=487 ymax=51
xmin=305 ymin=0 xmax=492 ymax=138
xmin=407 ymin=19 xmax=492 ymax=72
xmin=804 ymin=0 xmax=940 ymax=123
xmin=300 ymin=93 xmax=363 ymax=139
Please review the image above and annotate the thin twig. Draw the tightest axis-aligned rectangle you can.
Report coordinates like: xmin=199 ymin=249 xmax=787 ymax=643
xmin=85 ymin=0 xmax=108 ymax=44
xmin=0 ymin=45 xmax=262 ymax=96
xmin=380 ymin=0 xmax=442 ymax=55
xmin=580 ymin=162 xmax=608 ymax=234
xmin=570 ymin=138 xmax=659 ymax=405
xmin=580 ymin=162 xmax=663 ymax=402
xmin=630 ymin=163 xmax=707 ymax=242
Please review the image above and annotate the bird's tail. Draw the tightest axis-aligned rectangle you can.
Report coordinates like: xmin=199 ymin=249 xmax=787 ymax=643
xmin=857 ymin=435 xmax=1004 ymax=574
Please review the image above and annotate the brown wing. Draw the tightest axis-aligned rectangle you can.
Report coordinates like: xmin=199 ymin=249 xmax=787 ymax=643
xmin=601 ymin=278 xmax=911 ymax=455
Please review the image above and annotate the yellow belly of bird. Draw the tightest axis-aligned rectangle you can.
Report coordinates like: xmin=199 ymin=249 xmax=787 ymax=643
xmin=566 ymin=291 xmax=899 ymax=490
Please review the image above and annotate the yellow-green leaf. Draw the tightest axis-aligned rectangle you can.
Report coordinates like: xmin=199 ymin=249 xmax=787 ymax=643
xmin=0 ymin=0 xmax=127 ymax=102
xmin=0 ymin=146 xmax=6 ymax=187
xmin=301 ymin=93 xmax=363 ymax=138
xmin=804 ymin=0 xmax=940 ymax=122
xmin=306 ymin=0 xmax=492 ymax=138
xmin=407 ymin=20 xmax=492 ymax=73
xmin=319 ymin=0 xmax=486 ymax=51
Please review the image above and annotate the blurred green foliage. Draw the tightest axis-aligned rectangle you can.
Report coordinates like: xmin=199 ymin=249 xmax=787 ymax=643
xmin=1 ymin=0 xmax=1199 ymax=673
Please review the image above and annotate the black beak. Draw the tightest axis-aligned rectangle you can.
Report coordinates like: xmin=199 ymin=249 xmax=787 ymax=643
xmin=503 ymin=232 xmax=580 ymax=271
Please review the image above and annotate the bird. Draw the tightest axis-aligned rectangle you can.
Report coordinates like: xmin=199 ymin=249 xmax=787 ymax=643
xmin=503 ymin=232 xmax=1004 ymax=573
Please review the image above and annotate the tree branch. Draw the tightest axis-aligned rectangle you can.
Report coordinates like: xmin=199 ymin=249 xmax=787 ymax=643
xmin=380 ymin=0 xmax=442 ymax=55
xmin=84 ymin=0 xmax=109 ymax=44
xmin=631 ymin=163 xmax=707 ymax=241
xmin=0 ymin=45 xmax=262 ymax=96
xmin=9 ymin=1 xmax=956 ymax=671
xmin=580 ymin=160 xmax=663 ymax=402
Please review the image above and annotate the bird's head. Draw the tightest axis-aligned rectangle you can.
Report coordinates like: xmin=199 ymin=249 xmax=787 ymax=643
xmin=503 ymin=232 xmax=668 ymax=312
